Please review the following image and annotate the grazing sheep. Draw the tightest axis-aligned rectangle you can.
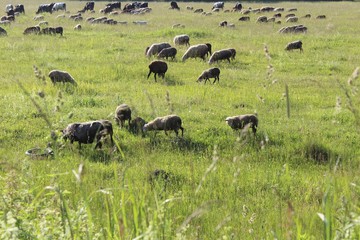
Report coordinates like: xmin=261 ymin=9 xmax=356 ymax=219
xmin=147 ymin=60 xmax=168 ymax=81
xmin=279 ymin=24 xmax=307 ymax=34
xmin=288 ymin=8 xmax=297 ymax=12
xmin=274 ymin=7 xmax=284 ymax=12
xmin=0 ymin=26 xmax=7 ymax=36
xmin=173 ymin=34 xmax=190 ymax=46
xmin=172 ymin=23 xmax=185 ymax=28
xmin=285 ymin=13 xmax=296 ymax=18
xmin=146 ymin=42 xmax=172 ymax=58
xmin=212 ymin=2 xmax=224 ymax=10
xmin=23 ymin=26 xmax=41 ymax=35
xmin=286 ymin=16 xmax=298 ymax=23
xmin=225 ymin=114 xmax=258 ymax=134
xmin=219 ymin=20 xmax=227 ymax=27
xmin=143 ymin=114 xmax=184 ymax=137
xmin=208 ymin=49 xmax=233 ymax=64
xmin=186 ymin=6 xmax=193 ymax=10
xmin=238 ymin=16 xmax=250 ymax=21
xmin=302 ymin=14 xmax=311 ymax=18
xmin=62 ymin=120 xmax=114 ymax=149
xmin=181 ymin=43 xmax=212 ymax=62
xmin=157 ymin=47 xmax=177 ymax=60
xmin=273 ymin=13 xmax=281 ymax=18
xmin=316 ymin=15 xmax=326 ymax=19
xmin=285 ymin=40 xmax=303 ymax=52
xmin=129 ymin=116 xmax=147 ymax=136
xmin=74 ymin=24 xmax=82 ymax=30
xmin=194 ymin=8 xmax=203 ymax=13
xmin=115 ymin=104 xmax=132 ymax=128
xmin=256 ymin=16 xmax=268 ymax=23
xmin=197 ymin=67 xmax=220 ymax=84
xmin=48 ymin=70 xmax=77 ymax=85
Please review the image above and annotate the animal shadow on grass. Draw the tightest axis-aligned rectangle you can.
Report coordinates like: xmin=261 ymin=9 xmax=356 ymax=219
xmin=304 ymin=142 xmax=332 ymax=164
xmin=148 ymin=169 xmax=185 ymax=197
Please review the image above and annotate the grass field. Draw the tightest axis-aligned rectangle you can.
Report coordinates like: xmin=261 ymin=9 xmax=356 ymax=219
xmin=1 ymin=1 xmax=360 ymax=239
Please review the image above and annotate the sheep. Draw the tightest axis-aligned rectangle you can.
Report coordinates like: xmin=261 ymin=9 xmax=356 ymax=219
xmin=143 ymin=114 xmax=184 ymax=137
xmin=23 ymin=26 xmax=41 ymax=35
xmin=62 ymin=120 xmax=114 ymax=149
xmin=219 ymin=20 xmax=227 ymax=27
xmin=286 ymin=16 xmax=298 ymax=23
xmin=285 ymin=40 xmax=303 ymax=52
xmin=115 ymin=104 xmax=132 ymax=128
xmin=238 ymin=16 xmax=250 ymax=21
xmin=147 ymin=60 xmax=168 ymax=82
xmin=208 ymin=49 xmax=233 ymax=64
xmin=170 ymin=1 xmax=180 ymax=10
xmin=194 ymin=8 xmax=203 ymax=13
xmin=225 ymin=114 xmax=258 ymax=134
xmin=129 ymin=116 xmax=147 ymax=136
xmin=197 ymin=67 xmax=220 ymax=84
xmin=146 ymin=42 xmax=172 ymax=58
xmin=256 ymin=16 xmax=268 ymax=23
xmin=48 ymin=70 xmax=77 ymax=85
xmin=173 ymin=34 xmax=190 ymax=47
xmin=157 ymin=47 xmax=177 ymax=60
xmin=181 ymin=43 xmax=212 ymax=62
xmin=278 ymin=25 xmax=307 ymax=34
xmin=172 ymin=23 xmax=185 ymax=28
xmin=74 ymin=24 xmax=82 ymax=30
xmin=285 ymin=13 xmax=296 ymax=18
xmin=316 ymin=15 xmax=326 ymax=19
xmin=0 ymin=26 xmax=7 ymax=36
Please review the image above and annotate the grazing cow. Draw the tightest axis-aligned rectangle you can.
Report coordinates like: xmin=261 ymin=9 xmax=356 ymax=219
xmin=52 ymin=2 xmax=66 ymax=12
xmin=62 ymin=120 xmax=114 ymax=149
xmin=36 ymin=3 xmax=55 ymax=14
xmin=14 ymin=4 xmax=25 ymax=14
xmin=82 ymin=1 xmax=95 ymax=12
xmin=170 ymin=1 xmax=180 ymax=10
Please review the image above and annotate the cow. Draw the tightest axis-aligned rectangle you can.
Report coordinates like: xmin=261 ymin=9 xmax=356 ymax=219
xmin=36 ymin=3 xmax=55 ymax=14
xmin=62 ymin=120 xmax=114 ymax=149
xmin=81 ymin=1 xmax=95 ymax=12
xmin=52 ymin=2 xmax=66 ymax=12
xmin=14 ymin=4 xmax=25 ymax=14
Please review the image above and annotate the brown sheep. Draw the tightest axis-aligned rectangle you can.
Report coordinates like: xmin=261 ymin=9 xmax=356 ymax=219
xmin=147 ymin=60 xmax=168 ymax=81
xmin=225 ymin=114 xmax=258 ymax=134
xmin=285 ymin=40 xmax=303 ymax=52
xmin=48 ymin=70 xmax=77 ymax=85
xmin=197 ymin=67 xmax=220 ymax=84
xmin=115 ymin=104 xmax=132 ymax=128
xmin=143 ymin=114 xmax=184 ymax=137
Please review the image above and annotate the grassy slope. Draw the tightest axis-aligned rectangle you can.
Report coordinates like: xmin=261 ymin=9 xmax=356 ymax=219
xmin=1 ymin=1 xmax=360 ymax=239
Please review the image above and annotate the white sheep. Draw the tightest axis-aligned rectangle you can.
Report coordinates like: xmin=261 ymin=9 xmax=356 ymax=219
xmin=146 ymin=42 xmax=172 ymax=58
xmin=143 ymin=114 xmax=184 ymax=137
xmin=48 ymin=70 xmax=77 ymax=85
xmin=225 ymin=114 xmax=258 ymax=134
xmin=173 ymin=34 xmax=190 ymax=47
xmin=181 ymin=43 xmax=212 ymax=62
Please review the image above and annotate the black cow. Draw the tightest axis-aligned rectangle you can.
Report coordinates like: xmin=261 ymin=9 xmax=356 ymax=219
xmin=170 ymin=1 xmax=180 ymax=10
xmin=36 ymin=3 xmax=55 ymax=14
xmin=62 ymin=120 xmax=114 ymax=149
xmin=81 ymin=1 xmax=95 ymax=12
xmin=14 ymin=4 xmax=25 ymax=14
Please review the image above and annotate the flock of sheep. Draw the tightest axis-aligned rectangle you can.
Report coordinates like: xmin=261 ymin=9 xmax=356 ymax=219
xmin=0 ymin=1 xmax=325 ymax=150
xmin=62 ymin=103 xmax=258 ymax=150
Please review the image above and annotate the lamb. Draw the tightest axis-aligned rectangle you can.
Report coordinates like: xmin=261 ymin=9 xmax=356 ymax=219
xmin=225 ymin=114 xmax=258 ymax=134
xmin=48 ymin=70 xmax=77 ymax=85
xmin=181 ymin=43 xmax=212 ymax=62
xmin=173 ymin=34 xmax=190 ymax=47
xmin=143 ymin=114 xmax=184 ymax=137
xmin=208 ymin=49 xmax=233 ymax=64
xmin=197 ymin=67 xmax=220 ymax=84
xmin=62 ymin=120 xmax=114 ymax=149
xmin=147 ymin=60 xmax=168 ymax=82
xmin=115 ymin=104 xmax=132 ymax=128
xmin=285 ymin=40 xmax=303 ymax=52
xmin=157 ymin=47 xmax=177 ymax=60
xmin=146 ymin=42 xmax=172 ymax=58
xmin=129 ymin=116 xmax=147 ymax=136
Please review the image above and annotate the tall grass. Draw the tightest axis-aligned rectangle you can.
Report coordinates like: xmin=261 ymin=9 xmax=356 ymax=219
xmin=1 ymin=1 xmax=360 ymax=239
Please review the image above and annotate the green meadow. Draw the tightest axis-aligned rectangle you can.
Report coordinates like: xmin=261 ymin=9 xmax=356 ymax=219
xmin=1 ymin=1 xmax=360 ymax=239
